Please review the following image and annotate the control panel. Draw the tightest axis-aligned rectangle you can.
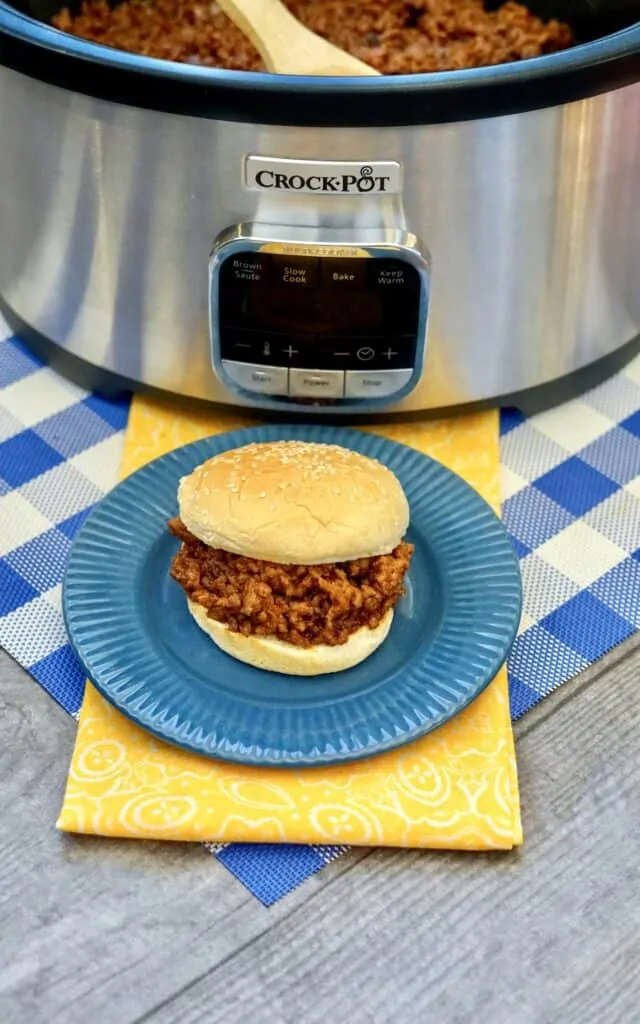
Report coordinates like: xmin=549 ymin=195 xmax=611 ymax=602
xmin=210 ymin=232 xmax=429 ymax=408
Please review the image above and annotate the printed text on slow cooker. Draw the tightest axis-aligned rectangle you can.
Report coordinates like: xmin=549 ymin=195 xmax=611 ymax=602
xmin=245 ymin=157 xmax=402 ymax=196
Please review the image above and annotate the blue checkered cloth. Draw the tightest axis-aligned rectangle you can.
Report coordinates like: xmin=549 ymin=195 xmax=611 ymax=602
xmin=1 ymin=322 xmax=639 ymax=905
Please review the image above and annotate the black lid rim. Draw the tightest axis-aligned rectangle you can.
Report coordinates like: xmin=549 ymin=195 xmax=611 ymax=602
xmin=0 ymin=3 xmax=639 ymax=126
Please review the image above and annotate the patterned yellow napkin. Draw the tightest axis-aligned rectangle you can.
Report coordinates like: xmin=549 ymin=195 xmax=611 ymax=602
xmin=57 ymin=395 xmax=522 ymax=850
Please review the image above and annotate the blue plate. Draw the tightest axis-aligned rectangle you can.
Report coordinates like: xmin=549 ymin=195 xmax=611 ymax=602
xmin=63 ymin=424 xmax=522 ymax=767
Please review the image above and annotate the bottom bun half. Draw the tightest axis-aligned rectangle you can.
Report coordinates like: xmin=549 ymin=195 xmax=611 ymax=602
xmin=187 ymin=599 xmax=393 ymax=676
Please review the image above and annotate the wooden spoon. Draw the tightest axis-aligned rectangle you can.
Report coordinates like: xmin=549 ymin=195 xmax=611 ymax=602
xmin=216 ymin=0 xmax=380 ymax=76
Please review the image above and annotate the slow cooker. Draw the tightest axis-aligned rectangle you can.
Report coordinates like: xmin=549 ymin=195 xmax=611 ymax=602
xmin=1 ymin=1 xmax=639 ymax=414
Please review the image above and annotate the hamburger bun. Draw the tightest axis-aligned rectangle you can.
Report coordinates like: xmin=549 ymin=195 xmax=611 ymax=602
xmin=188 ymin=598 xmax=394 ymax=676
xmin=178 ymin=440 xmax=409 ymax=564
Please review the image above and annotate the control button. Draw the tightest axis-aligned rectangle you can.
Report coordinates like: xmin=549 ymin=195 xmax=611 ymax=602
xmin=357 ymin=346 xmax=376 ymax=362
xmin=289 ymin=368 xmax=344 ymax=399
xmin=324 ymin=336 xmax=417 ymax=371
xmin=344 ymin=369 xmax=413 ymax=399
xmin=272 ymin=337 xmax=324 ymax=368
xmin=277 ymin=340 xmax=325 ymax=369
xmin=270 ymin=255 xmax=318 ymax=289
xmin=219 ymin=328 xmax=282 ymax=365
xmin=221 ymin=253 xmax=267 ymax=286
xmin=369 ymin=258 xmax=420 ymax=292
xmin=369 ymin=260 xmax=421 ymax=334
xmin=222 ymin=360 xmax=288 ymax=396
xmin=278 ymin=341 xmax=348 ymax=371
xmin=321 ymin=258 xmax=367 ymax=291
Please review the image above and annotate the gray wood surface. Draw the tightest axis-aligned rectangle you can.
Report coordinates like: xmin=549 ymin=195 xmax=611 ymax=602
xmin=1 ymin=636 xmax=639 ymax=1024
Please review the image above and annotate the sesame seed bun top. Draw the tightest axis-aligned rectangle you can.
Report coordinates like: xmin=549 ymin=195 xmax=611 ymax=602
xmin=177 ymin=439 xmax=409 ymax=564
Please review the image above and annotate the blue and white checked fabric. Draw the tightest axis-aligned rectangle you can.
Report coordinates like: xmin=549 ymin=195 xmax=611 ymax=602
xmin=501 ymin=382 xmax=640 ymax=717
xmin=1 ymin=317 xmax=639 ymax=905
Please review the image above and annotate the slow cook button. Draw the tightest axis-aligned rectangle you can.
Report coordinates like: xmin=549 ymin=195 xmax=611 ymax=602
xmin=269 ymin=255 xmax=318 ymax=289
xmin=289 ymin=368 xmax=344 ymax=399
xmin=221 ymin=360 xmax=288 ymax=396
xmin=345 ymin=368 xmax=413 ymax=399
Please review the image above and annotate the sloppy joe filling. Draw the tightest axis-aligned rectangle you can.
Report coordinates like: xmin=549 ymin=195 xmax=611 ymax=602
xmin=52 ymin=0 xmax=574 ymax=75
xmin=168 ymin=517 xmax=413 ymax=648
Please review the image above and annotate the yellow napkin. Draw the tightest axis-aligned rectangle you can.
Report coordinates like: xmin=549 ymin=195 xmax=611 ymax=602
xmin=57 ymin=395 xmax=522 ymax=850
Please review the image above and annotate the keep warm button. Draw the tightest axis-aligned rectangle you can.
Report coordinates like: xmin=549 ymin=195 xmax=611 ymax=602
xmin=289 ymin=368 xmax=344 ymax=399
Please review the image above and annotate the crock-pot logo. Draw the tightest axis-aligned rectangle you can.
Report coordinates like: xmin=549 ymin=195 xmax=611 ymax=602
xmin=255 ymin=165 xmax=388 ymax=194
xmin=245 ymin=157 xmax=402 ymax=196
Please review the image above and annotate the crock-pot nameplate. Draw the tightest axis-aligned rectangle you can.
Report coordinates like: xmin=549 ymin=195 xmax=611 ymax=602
xmin=209 ymin=229 xmax=430 ymax=410
xmin=245 ymin=157 xmax=402 ymax=197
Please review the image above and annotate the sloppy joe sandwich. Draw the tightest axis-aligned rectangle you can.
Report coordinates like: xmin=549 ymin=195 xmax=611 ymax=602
xmin=168 ymin=440 xmax=413 ymax=675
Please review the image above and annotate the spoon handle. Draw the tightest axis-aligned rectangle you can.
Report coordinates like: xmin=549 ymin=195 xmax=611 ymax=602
xmin=216 ymin=0 xmax=379 ymax=76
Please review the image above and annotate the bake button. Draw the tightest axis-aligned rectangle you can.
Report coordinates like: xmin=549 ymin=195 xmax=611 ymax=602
xmin=221 ymin=360 xmax=288 ymax=396
xmin=289 ymin=368 xmax=344 ymax=399
xmin=344 ymin=369 xmax=413 ymax=399
xmin=321 ymin=258 xmax=367 ymax=291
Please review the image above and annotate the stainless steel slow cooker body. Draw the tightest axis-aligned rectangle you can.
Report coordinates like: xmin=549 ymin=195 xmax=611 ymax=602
xmin=1 ymin=4 xmax=639 ymax=413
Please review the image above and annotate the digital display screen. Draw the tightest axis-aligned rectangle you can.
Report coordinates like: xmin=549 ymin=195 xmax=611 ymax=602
xmin=217 ymin=250 xmax=421 ymax=372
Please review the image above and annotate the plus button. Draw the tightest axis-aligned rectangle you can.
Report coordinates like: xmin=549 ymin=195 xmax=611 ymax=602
xmin=283 ymin=344 xmax=298 ymax=359
xmin=383 ymin=347 xmax=398 ymax=360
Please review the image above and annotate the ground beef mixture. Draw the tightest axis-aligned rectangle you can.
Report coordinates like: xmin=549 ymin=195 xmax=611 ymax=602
xmin=168 ymin=517 xmax=413 ymax=647
xmin=52 ymin=0 xmax=574 ymax=75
